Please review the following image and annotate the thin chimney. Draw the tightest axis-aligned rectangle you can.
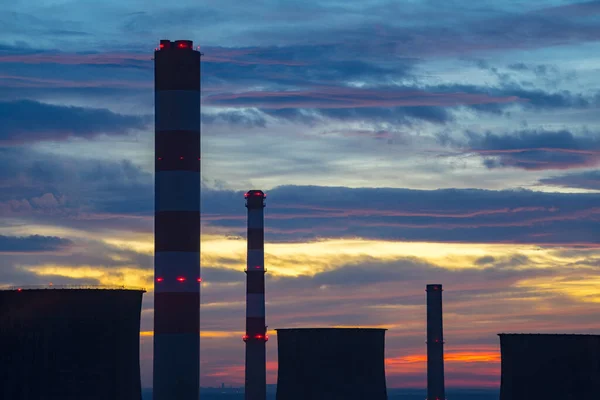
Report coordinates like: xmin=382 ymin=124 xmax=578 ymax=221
xmin=244 ymin=190 xmax=268 ymax=400
xmin=426 ymin=284 xmax=445 ymax=400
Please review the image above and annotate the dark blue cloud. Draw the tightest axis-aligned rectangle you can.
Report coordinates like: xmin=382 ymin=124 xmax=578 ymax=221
xmin=0 ymin=148 xmax=153 ymax=221
xmin=201 ymin=185 xmax=600 ymax=246
xmin=202 ymin=45 xmax=414 ymax=88
xmin=463 ymin=130 xmax=600 ymax=170
xmin=0 ymin=100 xmax=149 ymax=144
xmin=0 ymin=234 xmax=72 ymax=252
xmin=431 ymin=84 xmax=593 ymax=113
xmin=539 ymin=170 xmax=600 ymax=190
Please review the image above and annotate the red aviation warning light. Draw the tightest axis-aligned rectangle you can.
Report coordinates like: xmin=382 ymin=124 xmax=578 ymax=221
xmin=177 ymin=277 xmax=186 ymax=282
xmin=157 ymin=39 xmax=195 ymax=51
xmin=242 ymin=334 xmax=269 ymax=342
xmin=244 ymin=190 xmax=266 ymax=198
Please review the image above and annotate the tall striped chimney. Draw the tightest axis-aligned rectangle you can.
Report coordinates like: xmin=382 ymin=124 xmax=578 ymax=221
xmin=153 ymin=39 xmax=201 ymax=400
xmin=244 ymin=190 xmax=267 ymax=400
xmin=426 ymin=284 xmax=445 ymax=400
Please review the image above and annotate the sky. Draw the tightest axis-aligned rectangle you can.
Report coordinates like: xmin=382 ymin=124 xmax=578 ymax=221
xmin=2 ymin=0 xmax=600 ymax=390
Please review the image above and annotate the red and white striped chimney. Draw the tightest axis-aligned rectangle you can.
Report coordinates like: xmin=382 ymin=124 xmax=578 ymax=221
xmin=244 ymin=190 xmax=267 ymax=400
xmin=153 ymin=39 xmax=200 ymax=400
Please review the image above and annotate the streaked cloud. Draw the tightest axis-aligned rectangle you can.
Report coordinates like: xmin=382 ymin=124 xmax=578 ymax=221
xmin=0 ymin=234 xmax=72 ymax=253
xmin=446 ymin=129 xmax=600 ymax=171
xmin=0 ymin=100 xmax=149 ymax=144
xmin=539 ymin=169 xmax=600 ymax=190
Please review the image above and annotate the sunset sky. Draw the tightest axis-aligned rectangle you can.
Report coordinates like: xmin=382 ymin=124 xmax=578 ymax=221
xmin=2 ymin=0 xmax=600 ymax=389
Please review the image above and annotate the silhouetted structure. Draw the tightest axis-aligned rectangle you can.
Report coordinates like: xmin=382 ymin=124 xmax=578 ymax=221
xmin=499 ymin=333 xmax=600 ymax=400
xmin=0 ymin=286 xmax=145 ymax=400
xmin=426 ymin=284 xmax=445 ymax=400
xmin=153 ymin=39 xmax=201 ymax=400
xmin=275 ymin=328 xmax=387 ymax=400
xmin=244 ymin=190 xmax=268 ymax=400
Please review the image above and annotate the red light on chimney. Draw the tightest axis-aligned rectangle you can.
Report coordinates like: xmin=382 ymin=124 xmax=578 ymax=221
xmin=197 ymin=277 xmax=202 ymax=283
xmin=178 ymin=43 xmax=185 ymax=48
xmin=156 ymin=277 xmax=164 ymax=282
xmin=180 ymin=156 xmax=184 ymax=160
xmin=17 ymin=288 xmax=22 ymax=292
xmin=255 ymin=334 xmax=263 ymax=339
xmin=177 ymin=277 xmax=186 ymax=282
xmin=157 ymin=157 xmax=162 ymax=161
xmin=242 ymin=334 xmax=249 ymax=341
xmin=159 ymin=43 xmax=165 ymax=49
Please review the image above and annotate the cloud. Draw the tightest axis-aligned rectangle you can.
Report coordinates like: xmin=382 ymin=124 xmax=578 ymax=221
xmin=2 ymin=149 xmax=599 ymax=247
xmin=201 ymin=185 xmax=600 ymax=247
xmin=0 ymin=234 xmax=72 ymax=253
xmin=0 ymin=100 xmax=148 ymax=144
xmin=0 ymin=147 xmax=153 ymax=235
xmin=1 ymin=144 xmax=599 ymax=247
xmin=539 ymin=170 xmax=600 ymax=190
xmin=430 ymin=83 xmax=595 ymax=113
xmin=204 ymin=86 xmax=520 ymax=109
xmin=202 ymin=110 xmax=266 ymax=128
xmin=450 ymin=130 xmax=600 ymax=171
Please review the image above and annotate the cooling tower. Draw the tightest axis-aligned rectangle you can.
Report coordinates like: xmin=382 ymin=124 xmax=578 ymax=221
xmin=499 ymin=333 xmax=600 ymax=400
xmin=153 ymin=39 xmax=201 ymax=400
xmin=275 ymin=328 xmax=388 ymax=400
xmin=0 ymin=286 xmax=145 ymax=400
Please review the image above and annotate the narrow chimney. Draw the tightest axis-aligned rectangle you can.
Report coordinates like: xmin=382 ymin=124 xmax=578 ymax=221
xmin=426 ymin=284 xmax=445 ymax=400
xmin=244 ymin=190 xmax=267 ymax=400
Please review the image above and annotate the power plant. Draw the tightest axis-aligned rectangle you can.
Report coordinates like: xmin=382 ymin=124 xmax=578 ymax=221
xmin=498 ymin=333 xmax=600 ymax=399
xmin=153 ymin=39 xmax=201 ymax=400
xmin=243 ymin=190 xmax=268 ymax=400
xmin=275 ymin=328 xmax=388 ymax=400
xmin=426 ymin=284 xmax=445 ymax=400
xmin=0 ymin=286 xmax=145 ymax=400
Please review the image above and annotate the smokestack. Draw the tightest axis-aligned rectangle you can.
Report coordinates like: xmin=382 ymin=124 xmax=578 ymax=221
xmin=244 ymin=190 xmax=267 ymax=400
xmin=153 ymin=39 xmax=201 ymax=400
xmin=499 ymin=334 xmax=600 ymax=399
xmin=426 ymin=284 xmax=445 ymax=400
